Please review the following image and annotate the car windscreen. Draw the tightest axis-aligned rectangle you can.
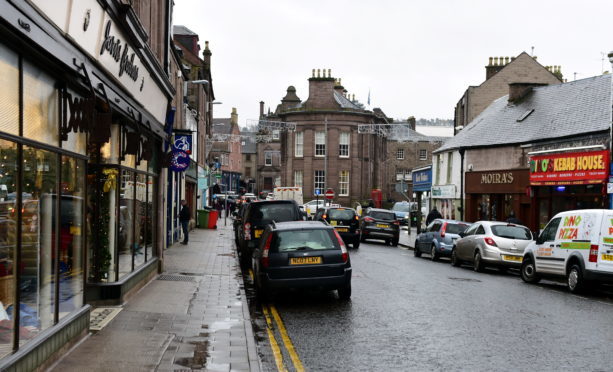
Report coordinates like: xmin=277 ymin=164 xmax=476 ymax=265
xmin=392 ymin=204 xmax=411 ymax=212
xmin=370 ymin=211 xmax=396 ymax=220
xmin=329 ymin=209 xmax=355 ymax=220
xmin=446 ymin=223 xmax=469 ymax=235
xmin=249 ymin=204 xmax=296 ymax=225
xmin=491 ymin=225 xmax=532 ymax=240
xmin=273 ymin=229 xmax=336 ymax=252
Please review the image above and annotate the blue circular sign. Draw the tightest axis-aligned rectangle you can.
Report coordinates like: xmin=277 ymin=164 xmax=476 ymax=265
xmin=170 ymin=150 xmax=190 ymax=172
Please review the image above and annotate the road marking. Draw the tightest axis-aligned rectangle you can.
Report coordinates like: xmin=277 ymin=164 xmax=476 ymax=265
xmin=262 ymin=305 xmax=287 ymax=372
xmin=270 ymin=305 xmax=305 ymax=372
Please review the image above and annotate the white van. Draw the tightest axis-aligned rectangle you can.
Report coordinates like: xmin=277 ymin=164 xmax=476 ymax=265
xmin=521 ymin=209 xmax=613 ymax=293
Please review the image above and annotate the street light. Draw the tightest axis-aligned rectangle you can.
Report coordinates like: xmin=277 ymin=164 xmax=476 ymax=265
xmin=609 ymin=51 xmax=613 ymax=209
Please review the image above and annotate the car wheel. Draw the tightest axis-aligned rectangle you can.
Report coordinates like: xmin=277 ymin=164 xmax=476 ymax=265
xmin=520 ymin=257 xmax=540 ymax=284
xmin=414 ymin=245 xmax=422 ymax=257
xmin=391 ymin=236 xmax=399 ymax=246
xmin=338 ymin=283 xmax=351 ymax=300
xmin=430 ymin=244 xmax=439 ymax=261
xmin=450 ymin=248 xmax=460 ymax=267
xmin=473 ymin=251 xmax=485 ymax=272
xmin=360 ymin=230 xmax=366 ymax=242
xmin=353 ymin=238 xmax=360 ymax=249
xmin=567 ymin=264 xmax=586 ymax=294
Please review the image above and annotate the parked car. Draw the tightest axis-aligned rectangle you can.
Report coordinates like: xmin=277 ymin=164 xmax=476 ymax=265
xmin=244 ymin=193 xmax=257 ymax=202
xmin=303 ymin=199 xmax=326 ymax=219
xmin=391 ymin=201 xmax=414 ymax=225
xmin=451 ymin=221 xmax=533 ymax=271
xmin=414 ymin=219 xmax=470 ymax=260
xmin=314 ymin=207 xmax=361 ymax=248
xmin=236 ymin=200 xmax=303 ymax=269
xmin=359 ymin=208 xmax=400 ymax=246
xmin=521 ymin=209 xmax=613 ymax=293
xmin=251 ymin=221 xmax=352 ymax=300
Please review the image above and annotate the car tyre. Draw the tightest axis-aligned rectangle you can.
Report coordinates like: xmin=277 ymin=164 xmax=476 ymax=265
xmin=567 ymin=264 xmax=586 ymax=294
xmin=391 ymin=236 xmax=399 ymax=246
xmin=450 ymin=248 xmax=460 ymax=267
xmin=353 ymin=238 xmax=360 ymax=249
xmin=430 ymin=244 xmax=439 ymax=261
xmin=473 ymin=251 xmax=485 ymax=272
xmin=338 ymin=283 xmax=352 ymax=300
xmin=520 ymin=257 xmax=540 ymax=284
xmin=414 ymin=245 xmax=422 ymax=257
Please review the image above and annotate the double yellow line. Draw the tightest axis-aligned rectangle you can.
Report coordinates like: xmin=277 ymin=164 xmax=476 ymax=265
xmin=251 ymin=270 xmax=304 ymax=371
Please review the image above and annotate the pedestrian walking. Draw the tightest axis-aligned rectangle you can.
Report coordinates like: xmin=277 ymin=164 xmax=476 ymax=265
xmin=505 ymin=211 xmax=523 ymax=225
xmin=179 ymin=199 xmax=190 ymax=245
xmin=426 ymin=206 xmax=442 ymax=225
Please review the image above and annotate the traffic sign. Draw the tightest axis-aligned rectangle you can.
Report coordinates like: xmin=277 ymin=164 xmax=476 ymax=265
xmin=325 ymin=188 xmax=335 ymax=200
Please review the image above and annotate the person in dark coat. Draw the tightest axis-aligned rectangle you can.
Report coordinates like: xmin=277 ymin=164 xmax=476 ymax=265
xmin=505 ymin=211 xmax=523 ymax=225
xmin=179 ymin=199 xmax=190 ymax=245
xmin=426 ymin=206 xmax=443 ymax=225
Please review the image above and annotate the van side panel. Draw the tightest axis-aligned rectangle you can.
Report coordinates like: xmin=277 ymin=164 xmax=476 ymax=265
xmin=597 ymin=211 xmax=613 ymax=272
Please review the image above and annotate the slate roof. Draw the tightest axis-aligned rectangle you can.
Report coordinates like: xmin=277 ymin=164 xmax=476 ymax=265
xmin=435 ymin=74 xmax=611 ymax=153
xmin=334 ymin=91 xmax=362 ymax=109
xmin=173 ymin=25 xmax=197 ymax=36
xmin=389 ymin=124 xmax=448 ymax=143
xmin=212 ymin=118 xmax=232 ymax=134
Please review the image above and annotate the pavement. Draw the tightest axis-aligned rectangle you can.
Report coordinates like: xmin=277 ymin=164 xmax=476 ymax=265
xmin=51 ymin=224 xmax=260 ymax=372
xmin=399 ymin=225 xmax=417 ymax=249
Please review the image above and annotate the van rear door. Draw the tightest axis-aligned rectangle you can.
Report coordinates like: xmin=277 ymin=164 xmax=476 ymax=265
xmin=598 ymin=211 xmax=613 ymax=272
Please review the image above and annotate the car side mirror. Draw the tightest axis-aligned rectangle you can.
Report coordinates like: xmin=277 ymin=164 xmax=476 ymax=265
xmin=459 ymin=232 xmax=466 ymax=238
xmin=534 ymin=233 xmax=544 ymax=244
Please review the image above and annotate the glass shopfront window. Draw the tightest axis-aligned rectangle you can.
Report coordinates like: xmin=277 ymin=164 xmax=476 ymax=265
xmin=134 ymin=173 xmax=146 ymax=269
xmin=118 ymin=169 xmax=134 ymax=278
xmin=146 ymin=175 xmax=155 ymax=261
xmin=0 ymin=44 xmax=19 ymax=136
xmin=23 ymin=62 xmax=59 ymax=146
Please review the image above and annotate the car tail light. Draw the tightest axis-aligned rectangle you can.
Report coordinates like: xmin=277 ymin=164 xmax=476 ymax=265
xmin=333 ymin=230 xmax=348 ymax=262
xmin=244 ymin=222 xmax=251 ymax=240
xmin=261 ymin=233 xmax=273 ymax=268
xmin=322 ymin=214 xmax=327 ymax=219
xmin=392 ymin=220 xmax=400 ymax=226
xmin=355 ymin=215 xmax=359 ymax=221
xmin=440 ymin=222 xmax=448 ymax=238
xmin=363 ymin=217 xmax=374 ymax=223
xmin=589 ymin=244 xmax=599 ymax=263
xmin=484 ymin=237 xmax=497 ymax=247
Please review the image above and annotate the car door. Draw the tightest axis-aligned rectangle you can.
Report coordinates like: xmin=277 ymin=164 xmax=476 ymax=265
xmin=457 ymin=223 xmax=479 ymax=260
xmin=472 ymin=225 xmax=487 ymax=257
xmin=533 ymin=217 xmax=562 ymax=275
xmin=425 ymin=221 xmax=442 ymax=250
xmin=418 ymin=221 xmax=435 ymax=251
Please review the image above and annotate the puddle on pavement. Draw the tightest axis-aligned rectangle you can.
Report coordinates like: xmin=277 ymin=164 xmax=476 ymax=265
xmin=448 ymin=277 xmax=481 ymax=282
xmin=209 ymin=319 xmax=241 ymax=332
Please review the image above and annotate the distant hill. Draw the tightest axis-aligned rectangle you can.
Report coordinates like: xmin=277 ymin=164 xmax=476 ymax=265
xmin=416 ymin=118 xmax=453 ymax=127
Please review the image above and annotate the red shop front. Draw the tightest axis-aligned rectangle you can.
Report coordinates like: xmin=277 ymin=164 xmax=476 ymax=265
xmin=529 ymin=149 xmax=609 ymax=230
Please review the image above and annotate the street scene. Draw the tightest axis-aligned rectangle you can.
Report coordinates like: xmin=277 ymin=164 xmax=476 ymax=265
xmin=0 ymin=0 xmax=613 ymax=371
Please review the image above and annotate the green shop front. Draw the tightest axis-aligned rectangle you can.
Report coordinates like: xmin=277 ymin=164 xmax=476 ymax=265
xmin=0 ymin=0 xmax=171 ymax=369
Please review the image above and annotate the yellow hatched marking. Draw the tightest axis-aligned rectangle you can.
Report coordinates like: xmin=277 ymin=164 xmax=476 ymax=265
xmin=270 ymin=305 xmax=305 ymax=372
xmin=262 ymin=305 xmax=287 ymax=372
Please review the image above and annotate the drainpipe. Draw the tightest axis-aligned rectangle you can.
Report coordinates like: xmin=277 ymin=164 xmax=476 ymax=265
xmin=459 ymin=148 xmax=465 ymax=220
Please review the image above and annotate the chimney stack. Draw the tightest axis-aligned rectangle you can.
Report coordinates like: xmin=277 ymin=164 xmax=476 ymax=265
xmin=508 ymin=82 xmax=548 ymax=103
xmin=486 ymin=55 xmax=512 ymax=80
xmin=259 ymin=101 xmax=264 ymax=119
xmin=408 ymin=116 xmax=416 ymax=131
xmin=231 ymin=107 xmax=238 ymax=125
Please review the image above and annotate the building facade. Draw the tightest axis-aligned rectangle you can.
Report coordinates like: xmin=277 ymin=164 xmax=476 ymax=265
xmin=241 ymin=131 xmax=257 ymax=194
xmin=211 ymin=108 xmax=242 ymax=192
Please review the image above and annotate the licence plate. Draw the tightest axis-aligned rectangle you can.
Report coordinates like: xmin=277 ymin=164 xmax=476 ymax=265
xmin=336 ymin=227 xmax=348 ymax=232
xmin=502 ymin=255 xmax=522 ymax=262
xmin=254 ymin=229 xmax=263 ymax=238
xmin=376 ymin=224 xmax=388 ymax=228
xmin=330 ymin=220 xmax=337 ymax=226
xmin=602 ymin=254 xmax=613 ymax=261
xmin=290 ymin=256 xmax=322 ymax=265
xmin=70 ymin=226 xmax=81 ymax=236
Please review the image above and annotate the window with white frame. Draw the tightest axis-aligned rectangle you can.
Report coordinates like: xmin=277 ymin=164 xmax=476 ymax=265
xmin=315 ymin=131 xmax=326 ymax=156
xmin=294 ymin=170 xmax=303 ymax=187
xmin=404 ymin=170 xmax=412 ymax=180
xmin=265 ymin=152 xmax=272 ymax=166
xmin=396 ymin=169 xmax=404 ymax=181
xmin=419 ymin=149 xmax=427 ymax=160
xmin=339 ymin=132 xmax=349 ymax=157
xmin=272 ymin=130 xmax=280 ymax=140
xmin=295 ymin=132 xmax=303 ymax=157
xmin=397 ymin=148 xmax=405 ymax=160
xmin=339 ymin=170 xmax=349 ymax=196
xmin=314 ymin=170 xmax=325 ymax=194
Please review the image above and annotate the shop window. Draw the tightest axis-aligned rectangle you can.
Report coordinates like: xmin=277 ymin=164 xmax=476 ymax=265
xmin=0 ymin=44 xmax=19 ymax=136
xmin=59 ymin=156 xmax=85 ymax=320
xmin=61 ymin=89 xmax=87 ymax=155
xmin=21 ymin=146 xmax=58 ymax=336
xmin=100 ymin=125 xmax=120 ymax=164
xmin=134 ymin=173 xmax=147 ymax=269
xmin=118 ymin=170 xmax=135 ymax=278
xmin=0 ymin=139 xmax=17 ymax=357
xmin=146 ymin=176 xmax=156 ymax=261
xmin=23 ymin=62 xmax=59 ymax=146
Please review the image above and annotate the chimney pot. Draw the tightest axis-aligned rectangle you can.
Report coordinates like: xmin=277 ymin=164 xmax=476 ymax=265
xmin=328 ymin=69 xmax=331 ymax=78
xmin=505 ymin=57 xmax=510 ymax=64
xmin=488 ymin=57 xmax=493 ymax=66
xmin=259 ymin=101 xmax=264 ymax=118
xmin=493 ymin=57 xmax=499 ymax=66
xmin=317 ymin=69 xmax=321 ymax=78
xmin=312 ymin=69 xmax=315 ymax=77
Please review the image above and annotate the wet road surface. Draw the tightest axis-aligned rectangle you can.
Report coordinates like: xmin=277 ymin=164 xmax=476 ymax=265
xmin=244 ymin=239 xmax=613 ymax=371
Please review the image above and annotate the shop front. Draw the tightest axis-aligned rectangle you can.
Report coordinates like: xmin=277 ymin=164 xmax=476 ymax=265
xmin=529 ymin=149 xmax=609 ymax=230
xmin=465 ymin=169 xmax=531 ymax=225
xmin=432 ymin=185 xmax=459 ymax=220
xmin=0 ymin=0 xmax=171 ymax=368
xmin=412 ymin=166 xmax=432 ymax=232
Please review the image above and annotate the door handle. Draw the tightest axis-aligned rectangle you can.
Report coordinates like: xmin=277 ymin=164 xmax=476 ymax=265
xmin=549 ymin=244 xmax=554 ymax=248
xmin=555 ymin=244 xmax=561 ymax=248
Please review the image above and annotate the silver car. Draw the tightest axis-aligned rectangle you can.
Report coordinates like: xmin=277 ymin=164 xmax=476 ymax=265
xmin=451 ymin=221 xmax=533 ymax=272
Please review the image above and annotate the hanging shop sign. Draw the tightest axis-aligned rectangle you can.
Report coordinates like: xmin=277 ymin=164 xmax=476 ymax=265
xmin=172 ymin=131 xmax=193 ymax=154
xmin=529 ymin=150 xmax=609 ymax=186
xmin=412 ymin=166 xmax=432 ymax=192
xmin=169 ymin=150 xmax=190 ymax=172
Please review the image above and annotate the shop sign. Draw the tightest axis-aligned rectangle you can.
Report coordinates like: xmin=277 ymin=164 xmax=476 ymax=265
xmin=432 ymin=185 xmax=456 ymax=199
xmin=465 ymin=169 xmax=529 ymax=194
xmin=480 ymin=172 xmax=514 ymax=184
xmin=412 ymin=167 xmax=432 ymax=192
xmin=529 ymin=150 xmax=609 ymax=185
xmin=169 ymin=150 xmax=190 ymax=172
xmin=172 ymin=132 xmax=193 ymax=154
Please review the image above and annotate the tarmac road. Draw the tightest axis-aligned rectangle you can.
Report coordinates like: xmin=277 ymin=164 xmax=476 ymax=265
xmin=245 ymin=238 xmax=613 ymax=371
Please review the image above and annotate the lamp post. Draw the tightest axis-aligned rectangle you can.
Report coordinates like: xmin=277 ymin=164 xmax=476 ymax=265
xmin=608 ymin=51 xmax=613 ymax=209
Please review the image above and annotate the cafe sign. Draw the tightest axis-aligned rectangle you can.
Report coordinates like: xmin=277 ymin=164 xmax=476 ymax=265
xmin=529 ymin=150 xmax=609 ymax=185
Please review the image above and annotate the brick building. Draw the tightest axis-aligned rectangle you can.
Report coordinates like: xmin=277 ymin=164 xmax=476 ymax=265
xmin=454 ymin=53 xmax=563 ymax=134
xmin=241 ymin=131 xmax=257 ymax=193
xmin=211 ymin=108 xmax=243 ymax=192
xmin=260 ymin=70 xmax=388 ymax=205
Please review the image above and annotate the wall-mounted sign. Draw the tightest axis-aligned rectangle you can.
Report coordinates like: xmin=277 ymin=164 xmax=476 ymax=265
xmin=172 ymin=132 xmax=193 ymax=154
xmin=432 ymin=185 xmax=456 ymax=199
xmin=529 ymin=150 xmax=609 ymax=185
xmin=412 ymin=167 xmax=432 ymax=192
xmin=466 ymin=169 xmax=529 ymax=194
xmin=169 ymin=150 xmax=190 ymax=172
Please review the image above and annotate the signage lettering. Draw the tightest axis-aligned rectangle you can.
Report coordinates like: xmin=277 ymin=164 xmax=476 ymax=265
xmin=529 ymin=150 xmax=609 ymax=185
xmin=100 ymin=21 xmax=139 ymax=82
xmin=480 ymin=172 xmax=514 ymax=184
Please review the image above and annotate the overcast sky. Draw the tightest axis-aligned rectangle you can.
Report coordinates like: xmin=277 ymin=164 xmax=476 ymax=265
xmin=173 ymin=0 xmax=613 ymax=125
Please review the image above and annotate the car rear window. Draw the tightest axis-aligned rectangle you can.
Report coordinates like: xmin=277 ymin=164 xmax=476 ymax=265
xmin=491 ymin=225 xmax=532 ymax=240
xmin=392 ymin=204 xmax=411 ymax=212
xmin=273 ymin=229 xmax=336 ymax=252
xmin=329 ymin=209 xmax=355 ymax=220
xmin=446 ymin=223 xmax=468 ymax=235
xmin=370 ymin=211 xmax=395 ymax=220
xmin=249 ymin=204 xmax=297 ymax=225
